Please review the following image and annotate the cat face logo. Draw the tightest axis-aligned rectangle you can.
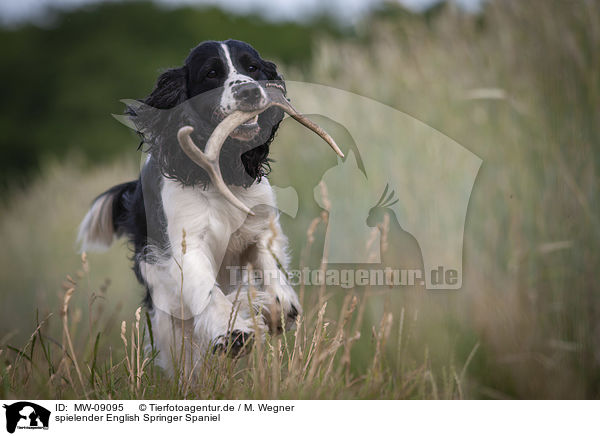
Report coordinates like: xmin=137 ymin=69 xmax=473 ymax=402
xmin=2 ymin=402 xmax=50 ymax=433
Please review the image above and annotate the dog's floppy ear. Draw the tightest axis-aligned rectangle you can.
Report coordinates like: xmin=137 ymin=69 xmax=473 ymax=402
xmin=125 ymin=66 xmax=189 ymax=153
xmin=143 ymin=66 xmax=188 ymax=109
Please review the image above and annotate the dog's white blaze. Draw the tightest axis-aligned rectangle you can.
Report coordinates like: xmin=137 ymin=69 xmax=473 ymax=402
xmin=219 ymin=42 xmax=266 ymax=112
xmin=220 ymin=42 xmax=239 ymax=77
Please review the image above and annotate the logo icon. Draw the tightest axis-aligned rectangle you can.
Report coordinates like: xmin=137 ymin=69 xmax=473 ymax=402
xmin=2 ymin=402 xmax=50 ymax=433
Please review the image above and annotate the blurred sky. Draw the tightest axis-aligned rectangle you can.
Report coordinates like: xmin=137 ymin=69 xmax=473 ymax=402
xmin=0 ymin=0 xmax=485 ymax=26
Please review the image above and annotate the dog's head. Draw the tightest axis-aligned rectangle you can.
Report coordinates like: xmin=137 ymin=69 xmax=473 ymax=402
xmin=130 ymin=39 xmax=286 ymax=187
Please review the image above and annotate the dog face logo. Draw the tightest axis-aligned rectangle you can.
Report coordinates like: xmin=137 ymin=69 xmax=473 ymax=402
xmin=2 ymin=402 xmax=50 ymax=433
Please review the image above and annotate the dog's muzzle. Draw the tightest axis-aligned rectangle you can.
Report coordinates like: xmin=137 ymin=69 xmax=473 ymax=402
xmin=232 ymin=82 xmax=266 ymax=111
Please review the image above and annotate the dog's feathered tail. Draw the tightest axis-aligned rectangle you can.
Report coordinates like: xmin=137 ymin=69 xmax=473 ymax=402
xmin=77 ymin=181 xmax=137 ymax=252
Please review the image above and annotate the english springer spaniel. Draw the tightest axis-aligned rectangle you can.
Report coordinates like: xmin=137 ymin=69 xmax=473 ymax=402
xmin=78 ymin=39 xmax=341 ymax=373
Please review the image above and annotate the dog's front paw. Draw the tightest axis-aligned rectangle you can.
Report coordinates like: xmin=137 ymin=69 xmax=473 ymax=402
xmin=213 ymin=330 xmax=253 ymax=357
xmin=263 ymin=293 xmax=301 ymax=334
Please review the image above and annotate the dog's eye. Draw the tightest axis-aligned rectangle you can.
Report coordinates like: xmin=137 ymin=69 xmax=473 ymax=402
xmin=206 ymin=69 xmax=217 ymax=78
xmin=247 ymin=65 xmax=258 ymax=73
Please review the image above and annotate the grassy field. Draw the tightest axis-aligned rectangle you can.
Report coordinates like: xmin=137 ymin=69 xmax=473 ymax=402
xmin=1 ymin=0 xmax=599 ymax=399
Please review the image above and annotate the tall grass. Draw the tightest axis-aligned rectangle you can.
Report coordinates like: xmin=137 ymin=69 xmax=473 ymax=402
xmin=1 ymin=0 xmax=599 ymax=399
xmin=0 ymin=217 xmax=467 ymax=399
xmin=280 ymin=0 xmax=600 ymax=399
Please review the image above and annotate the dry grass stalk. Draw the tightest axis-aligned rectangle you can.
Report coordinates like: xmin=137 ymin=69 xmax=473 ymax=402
xmin=61 ymin=286 xmax=88 ymax=399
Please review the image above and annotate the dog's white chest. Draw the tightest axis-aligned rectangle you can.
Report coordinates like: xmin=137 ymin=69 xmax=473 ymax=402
xmin=160 ymin=177 xmax=277 ymax=258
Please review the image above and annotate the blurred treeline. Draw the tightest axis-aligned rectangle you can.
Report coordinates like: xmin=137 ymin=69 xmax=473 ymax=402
xmin=0 ymin=0 xmax=351 ymax=191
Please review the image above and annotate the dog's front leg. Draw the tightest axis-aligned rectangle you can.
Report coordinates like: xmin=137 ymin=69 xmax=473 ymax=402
xmin=142 ymin=249 xmax=256 ymax=367
xmin=250 ymin=215 xmax=301 ymax=333
xmin=168 ymin=245 xmax=256 ymax=356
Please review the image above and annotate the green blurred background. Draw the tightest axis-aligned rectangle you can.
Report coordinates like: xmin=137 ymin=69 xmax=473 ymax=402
xmin=1 ymin=0 xmax=599 ymax=399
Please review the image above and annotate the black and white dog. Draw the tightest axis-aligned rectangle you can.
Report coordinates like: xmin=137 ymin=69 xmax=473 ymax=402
xmin=78 ymin=40 xmax=304 ymax=372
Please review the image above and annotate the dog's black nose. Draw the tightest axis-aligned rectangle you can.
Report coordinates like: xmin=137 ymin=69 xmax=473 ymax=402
xmin=233 ymin=83 xmax=262 ymax=105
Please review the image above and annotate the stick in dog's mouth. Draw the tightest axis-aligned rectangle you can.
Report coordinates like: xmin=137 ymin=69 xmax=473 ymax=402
xmin=177 ymin=84 xmax=344 ymax=215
